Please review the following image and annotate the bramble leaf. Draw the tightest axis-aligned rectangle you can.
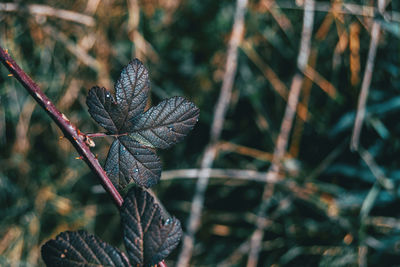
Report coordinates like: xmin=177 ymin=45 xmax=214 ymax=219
xmin=121 ymin=187 xmax=183 ymax=266
xmin=86 ymin=59 xmax=199 ymax=190
xmin=115 ymin=58 xmax=150 ymax=132
xmin=87 ymin=59 xmax=150 ymax=134
xmin=129 ymin=96 xmax=200 ymax=149
xmin=87 ymin=86 xmax=122 ymax=133
xmin=104 ymin=136 xmax=162 ymax=189
xmin=41 ymin=230 xmax=131 ymax=267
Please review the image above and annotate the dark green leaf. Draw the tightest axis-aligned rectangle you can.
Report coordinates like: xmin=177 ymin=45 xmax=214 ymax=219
xmin=104 ymin=136 xmax=161 ymax=189
xmin=121 ymin=187 xmax=182 ymax=266
xmin=129 ymin=96 xmax=200 ymax=149
xmin=87 ymin=86 xmax=122 ymax=133
xmin=115 ymin=59 xmax=150 ymax=132
xmin=86 ymin=59 xmax=199 ymax=189
xmin=41 ymin=230 xmax=131 ymax=267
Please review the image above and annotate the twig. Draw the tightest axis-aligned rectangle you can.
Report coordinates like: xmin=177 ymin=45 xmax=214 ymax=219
xmin=0 ymin=46 xmax=123 ymax=207
xmin=357 ymin=146 xmax=394 ymax=191
xmin=42 ymin=25 xmax=99 ymax=71
xmin=161 ymin=168 xmax=279 ymax=183
xmin=176 ymin=0 xmax=248 ymax=266
xmin=307 ymin=140 xmax=347 ymax=181
xmin=358 ymin=245 xmax=368 ymax=267
xmin=12 ymin=98 xmax=36 ymax=154
xmin=271 ymin=1 xmax=400 ymax=23
xmin=350 ymin=18 xmax=381 ymax=151
xmin=218 ymin=239 xmax=250 ymax=267
xmin=0 ymin=3 xmax=96 ymax=26
xmin=303 ymin=65 xmax=337 ymax=98
xmin=127 ymin=0 xmax=159 ymax=62
xmin=241 ymin=39 xmax=310 ymax=122
xmin=247 ymin=0 xmax=315 ymax=266
xmin=217 ymin=141 xmax=274 ymax=162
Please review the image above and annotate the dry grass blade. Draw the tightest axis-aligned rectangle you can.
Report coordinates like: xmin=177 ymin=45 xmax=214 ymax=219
xmin=241 ymin=39 xmax=310 ymax=122
xmin=42 ymin=25 xmax=99 ymax=71
xmin=350 ymin=21 xmax=381 ymax=151
xmin=0 ymin=3 xmax=95 ymax=26
xmin=247 ymin=0 xmax=315 ymax=266
xmin=161 ymin=168 xmax=279 ymax=183
xmin=176 ymin=0 xmax=248 ymax=266
xmin=272 ymin=1 xmax=400 ymax=22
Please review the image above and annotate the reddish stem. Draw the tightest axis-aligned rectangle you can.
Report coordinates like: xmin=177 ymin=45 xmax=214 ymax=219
xmin=0 ymin=46 xmax=123 ymax=207
xmin=1 ymin=47 xmax=169 ymax=267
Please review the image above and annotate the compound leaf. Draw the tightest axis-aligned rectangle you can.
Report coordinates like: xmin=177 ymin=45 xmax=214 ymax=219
xmin=87 ymin=86 xmax=122 ymax=133
xmin=104 ymin=136 xmax=161 ymax=189
xmin=41 ymin=230 xmax=131 ymax=267
xmin=86 ymin=59 xmax=200 ymax=190
xmin=129 ymin=96 xmax=200 ymax=149
xmin=115 ymin=59 xmax=150 ymax=132
xmin=121 ymin=187 xmax=183 ymax=266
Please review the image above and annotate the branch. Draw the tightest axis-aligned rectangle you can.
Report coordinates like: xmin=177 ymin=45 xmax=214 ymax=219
xmin=0 ymin=46 xmax=123 ymax=207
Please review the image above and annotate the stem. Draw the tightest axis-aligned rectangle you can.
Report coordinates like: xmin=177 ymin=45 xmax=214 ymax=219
xmin=0 ymin=46 xmax=123 ymax=207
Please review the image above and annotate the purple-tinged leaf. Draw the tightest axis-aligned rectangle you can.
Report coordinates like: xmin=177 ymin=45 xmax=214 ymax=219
xmin=129 ymin=96 xmax=200 ymax=149
xmin=121 ymin=187 xmax=183 ymax=266
xmin=104 ymin=136 xmax=161 ymax=190
xmin=85 ymin=59 xmax=200 ymax=189
xmin=115 ymin=59 xmax=150 ymax=132
xmin=41 ymin=230 xmax=131 ymax=267
xmin=87 ymin=86 xmax=122 ymax=133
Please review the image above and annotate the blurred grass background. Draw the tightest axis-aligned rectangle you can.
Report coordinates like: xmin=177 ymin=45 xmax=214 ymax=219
xmin=1 ymin=0 xmax=400 ymax=266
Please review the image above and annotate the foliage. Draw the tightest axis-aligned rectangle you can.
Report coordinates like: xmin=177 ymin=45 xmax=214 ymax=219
xmin=87 ymin=59 xmax=199 ymax=189
xmin=1 ymin=0 xmax=400 ymax=266
xmin=42 ymin=187 xmax=181 ymax=267
xmin=39 ymin=58 xmax=191 ymax=266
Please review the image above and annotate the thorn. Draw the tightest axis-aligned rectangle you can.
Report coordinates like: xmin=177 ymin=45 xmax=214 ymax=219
xmin=59 ymin=136 xmax=64 ymax=140
xmin=5 ymin=49 xmax=8 ymax=54
xmin=8 ymin=74 xmax=13 ymax=77
xmin=73 ymin=137 xmax=77 ymax=141
xmin=86 ymin=137 xmax=96 ymax=147
xmin=95 ymin=154 xmax=98 ymax=159
xmin=75 ymin=156 xmax=83 ymax=160
xmin=5 ymin=60 xmax=12 ymax=67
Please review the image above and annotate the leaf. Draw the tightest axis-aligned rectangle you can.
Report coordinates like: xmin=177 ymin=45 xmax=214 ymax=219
xmin=87 ymin=86 xmax=122 ymax=133
xmin=41 ymin=230 xmax=131 ymax=267
xmin=86 ymin=59 xmax=200 ymax=190
xmin=129 ymin=96 xmax=200 ymax=149
xmin=121 ymin=187 xmax=183 ymax=266
xmin=115 ymin=59 xmax=150 ymax=132
xmin=104 ymin=136 xmax=162 ymax=189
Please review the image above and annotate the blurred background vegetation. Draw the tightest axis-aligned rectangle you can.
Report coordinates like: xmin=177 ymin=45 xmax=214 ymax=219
xmin=1 ymin=0 xmax=400 ymax=266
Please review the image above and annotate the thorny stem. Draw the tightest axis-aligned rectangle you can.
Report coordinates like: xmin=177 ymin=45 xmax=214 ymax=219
xmin=0 ymin=46 xmax=171 ymax=267
xmin=0 ymin=46 xmax=123 ymax=207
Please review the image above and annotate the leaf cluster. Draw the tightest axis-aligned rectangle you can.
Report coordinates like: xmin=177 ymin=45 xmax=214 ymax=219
xmin=42 ymin=187 xmax=182 ymax=267
xmin=87 ymin=59 xmax=199 ymax=189
xmin=41 ymin=59 xmax=199 ymax=266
